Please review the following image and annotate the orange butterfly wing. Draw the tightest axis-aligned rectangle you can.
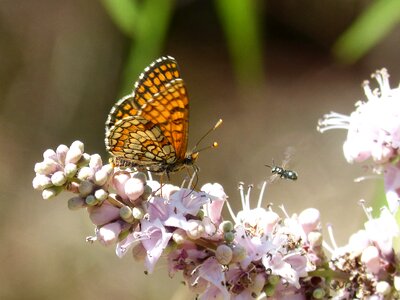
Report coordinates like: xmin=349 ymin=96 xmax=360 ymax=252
xmin=105 ymin=56 xmax=189 ymax=172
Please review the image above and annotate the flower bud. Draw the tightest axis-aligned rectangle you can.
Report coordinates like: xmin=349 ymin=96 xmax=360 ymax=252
xmin=94 ymin=188 xmax=108 ymax=201
xmin=125 ymin=177 xmax=145 ymax=202
xmin=224 ymin=231 xmax=235 ymax=243
xmin=65 ymin=144 xmax=83 ymax=164
xmin=64 ymin=163 xmax=78 ymax=178
xmin=51 ymin=171 xmax=67 ymax=186
xmin=94 ymin=169 xmax=108 ymax=186
xmin=68 ymin=196 xmax=85 ymax=210
xmin=120 ymin=206 xmax=134 ymax=223
xmin=78 ymin=180 xmax=94 ymax=197
xmin=132 ymin=207 xmax=144 ymax=220
xmin=215 ymin=244 xmax=232 ymax=265
xmin=32 ymin=174 xmax=52 ymax=190
xmin=376 ymin=281 xmax=391 ymax=295
xmin=89 ymin=154 xmax=103 ymax=170
xmin=70 ymin=140 xmax=84 ymax=153
xmin=85 ymin=195 xmax=98 ymax=206
xmin=42 ymin=186 xmax=62 ymax=200
xmin=43 ymin=149 xmax=57 ymax=160
xmin=219 ymin=220 xmax=234 ymax=232
xmin=231 ymin=245 xmax=246 ymax=263
xmin=112 ymin=171 xmax=130 ymax=199
xmin=77 ymin=167 xmax=94 ymax=181
xmin=35 ymin=159 xmax=58 ymax=175
xmin=299 ymin=208 xmax=320 ymax=234
xmin=56 ymin=144 xmax=69 ymax=164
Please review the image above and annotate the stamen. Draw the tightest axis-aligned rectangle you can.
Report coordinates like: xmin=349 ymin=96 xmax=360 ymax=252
xmin=187 ymin=170 xmax=197 ymax=189
xmin=317 ymin=112 xmax=351 ymax=133
xmin=358 ymin=199 xmax=372 ymax=220
xmin=354 ymin=175 xmax=380 ymax=182
xmin=326 ymin=223 xmax=338 ymax=249
xmin=246 ymin=184 xmax=253 ymax=210
xmin=257 ymin=181 xmax=267 ymax=208
xmin=225 ymin=200 xmax=238 ymax=224
xmin=278 ymin=205 xmax=290 ymax=218
xmin=238 ymin=182 xmax=246 ymax=211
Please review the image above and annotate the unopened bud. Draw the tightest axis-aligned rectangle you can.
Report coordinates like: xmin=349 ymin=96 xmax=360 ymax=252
xmin=64 ymin=163 xmax=78 ymax=178
xmin=42 ymin=186 xmax=62 ymax=200
xmin=219 ymin=221 xmax=234 ymax=233
xmin=132 ymin=207 xmax=144 ymax=220
xmin=85 ymin=195 xmax=98 ymax=206
xmin=224 ymin=231 xmax=235 ymax=243
xmin=376 ymin=281 xmax=391 ymax=295
xmin=231 ymin=245 xmax=246 ymax=263
xmin=78 ymin=180 xmax=94 ymax=197
xmin=94 ymin=189 xmax=108 ymax=201
xmin=68 ymin=196 xmax=85 ymax=210
xmin=120 ymin=206 xmax=134 ymax=223
xmin=51 ymin=171 xmax=67 ymax=186
xmin=215 ymin=244 xmax=232 ymax=265
xmin=94 ymin=169 xmax=108 ymax=186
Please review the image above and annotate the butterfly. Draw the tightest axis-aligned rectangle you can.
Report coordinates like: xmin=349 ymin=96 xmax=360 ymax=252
xmin=105 ymin=56 xmax=201 ymax=175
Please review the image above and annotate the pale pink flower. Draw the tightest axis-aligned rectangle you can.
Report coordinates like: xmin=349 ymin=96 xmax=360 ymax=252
xmin=134 ymin=218 xmax=173 ymax=274
xmin=318 ymin=68 xmax=400 ymax=164
xmin=195 ymin=257 xmax=230 ymax=300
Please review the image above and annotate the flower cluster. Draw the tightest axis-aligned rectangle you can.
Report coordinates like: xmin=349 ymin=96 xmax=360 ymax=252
xmin=33 ymin=68 xmax=400 ymax=299
xmin=318 ymin=68 xmax=400 ymax=213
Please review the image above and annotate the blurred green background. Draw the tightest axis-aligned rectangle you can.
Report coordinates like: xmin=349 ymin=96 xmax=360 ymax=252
xmin=1 ymin=0 xmax=400 ymax=299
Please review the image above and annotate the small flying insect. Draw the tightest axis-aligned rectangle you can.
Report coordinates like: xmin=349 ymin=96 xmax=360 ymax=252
xmin=265 ymin=147 xmax=298 ymax=183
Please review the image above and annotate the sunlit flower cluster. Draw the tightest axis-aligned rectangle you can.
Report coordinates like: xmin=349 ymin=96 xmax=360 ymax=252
xmin=33 ymin=68 xmax=400 ymax=299
xmin=318 ymin=68 xmax=400 ymax=213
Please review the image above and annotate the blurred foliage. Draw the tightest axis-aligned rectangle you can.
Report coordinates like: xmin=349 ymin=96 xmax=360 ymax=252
xmin=102 ymin=0 xmax=264 ymax=93
xmin=102 ymin=0 xmax=174 ymax=95
xmin=215 ymin=0 xmax=264 ymax=86
xmin=333 ymin=0 xmax=400 ymax=63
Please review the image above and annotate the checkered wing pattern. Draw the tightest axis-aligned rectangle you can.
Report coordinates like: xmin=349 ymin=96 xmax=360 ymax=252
xmin=105 ymin=56 xmax=190 ymax=173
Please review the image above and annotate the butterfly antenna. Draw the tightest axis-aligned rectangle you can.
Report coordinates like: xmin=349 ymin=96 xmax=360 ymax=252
xmin=192 ymin=119 xmax=223 ymax=153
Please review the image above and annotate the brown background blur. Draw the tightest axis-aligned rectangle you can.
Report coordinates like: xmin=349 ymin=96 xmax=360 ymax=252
xmin=1 ymin=1 xmax=399 ymax=299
